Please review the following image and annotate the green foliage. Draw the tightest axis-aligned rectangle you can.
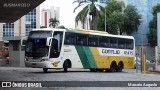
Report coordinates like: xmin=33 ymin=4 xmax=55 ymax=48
xmin=97 ymin=0 xmax=141 ymax=35
xmin=49 ymin=17 xmax=59 ymax=28
xmin=148 ymin=4 xmax=160 ymax=46
xmin=98 ymin=0 xmax=125 ymax=33
xmin=123 ymin=5 xmax=141 ymax=35
xmin=106 ymin=0 xmax=125 ymax=15
xmin=97 ymin=11 xmax=104 ymax=31
xmin=107 ymin=12 xmax=125 ymax=34
xmin=153 ymin=3 xmax=160 ymax=16
xmin=148 ymin=28 xmax=157 ymax=47
xmin=149 ymin=17 xmax=157 ymax=29
xmin=73 ymin=0 xmax=103 ymax=30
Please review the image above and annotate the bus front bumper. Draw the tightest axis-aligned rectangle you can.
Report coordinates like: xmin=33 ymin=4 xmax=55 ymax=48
xmin=25 ymin=61 xmax=54 ymax=68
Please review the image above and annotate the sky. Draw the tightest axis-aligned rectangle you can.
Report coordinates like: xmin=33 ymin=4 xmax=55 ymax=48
xmin=40 ymin=0 xmax=79 ymax=28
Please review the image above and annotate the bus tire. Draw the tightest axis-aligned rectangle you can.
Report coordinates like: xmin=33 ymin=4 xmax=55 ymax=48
xmin=116 ymin=62 xmax=123 ymax=72
xmin=105 ymin=69 xmax=110 ymax=72
xmin=43 ymin=68 xmax=48 ymax=73
xmin=110 ymin=62 xmax=116 ymax=72
xmin=63 ymin=60 xmax=69 ymax=72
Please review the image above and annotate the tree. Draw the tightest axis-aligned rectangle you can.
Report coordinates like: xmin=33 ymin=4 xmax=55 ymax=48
xmin=49 ymin=17 xmax=59 ymax=28
xmin=73 ymin=0 xmax=104 ymax=30
xmin=148 ymin=4 xmax=160 ymax=46
xmin=148 ymin=28 xmax=157 ymax=47
xmin=98 ymin=0 xmax=125 ymax=33
xmin=107 ymin=11 xmax=126 ymax=34
xmin=97 ymin=0 xmax=141 ymax=35
xmin=123 ymin=5 xmax=141 ymax=35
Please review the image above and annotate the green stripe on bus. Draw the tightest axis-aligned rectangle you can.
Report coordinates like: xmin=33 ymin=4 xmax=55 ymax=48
xmin=75 ymin=46 xmax=90 ymax=68
xmin=83 ymin=47 xmax=97 ymax=68
xmin=75 ymin=46 xmax=97 ymax=68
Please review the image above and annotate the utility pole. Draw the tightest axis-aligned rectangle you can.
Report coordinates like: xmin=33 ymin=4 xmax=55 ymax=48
xmin=105 ymin=6 xmax=106 ymax=32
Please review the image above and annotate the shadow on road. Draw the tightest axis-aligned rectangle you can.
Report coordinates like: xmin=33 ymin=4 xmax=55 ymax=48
xmin=29 ymin=69 xmax=128 ymax=74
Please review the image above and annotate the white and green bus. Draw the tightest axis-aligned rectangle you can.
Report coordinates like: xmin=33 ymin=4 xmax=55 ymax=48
xmin=21 ymin=28 xmax=135 ymax=73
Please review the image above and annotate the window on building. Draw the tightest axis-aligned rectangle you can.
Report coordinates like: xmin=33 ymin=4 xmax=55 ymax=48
xmin=3 ymin=23 xmax=14 ymax=37
xmin=13 ymin=41 xmax=19 ymax=51
xmin=25 ymin=9 xmax=36 ymax=36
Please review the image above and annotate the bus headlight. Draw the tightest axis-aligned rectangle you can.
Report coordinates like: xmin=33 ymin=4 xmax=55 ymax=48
xmin=25 ymin=57 xmax=29 ymax=61
xmin=41 ymin=58 xmax=49 ymax=61
xmin=41 ymin=59 xmax=45 ymax=61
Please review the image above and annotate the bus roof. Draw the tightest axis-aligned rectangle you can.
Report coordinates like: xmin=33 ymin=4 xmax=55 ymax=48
xmin=33 ymin=28 xmax=134 ymax=40
xmin=33 ymin=28 xmax=65 ymax=32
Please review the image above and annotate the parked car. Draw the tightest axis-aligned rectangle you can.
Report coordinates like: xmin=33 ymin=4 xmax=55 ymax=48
xmin=148 ymin=56 xmax=156 ymax=63
xmin=134 ymin=57 xmax=150 ymax=69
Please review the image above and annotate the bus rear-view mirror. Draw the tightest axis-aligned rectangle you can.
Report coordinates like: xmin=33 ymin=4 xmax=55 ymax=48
xmin=46 ymin=37 xmax=53 ymax=46
xmin=21 ymin=37 xmax=27 ymax=46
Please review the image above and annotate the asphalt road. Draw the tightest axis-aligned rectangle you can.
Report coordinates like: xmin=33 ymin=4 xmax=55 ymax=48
xmin=0 ymin=67 xmax=160 ymax=90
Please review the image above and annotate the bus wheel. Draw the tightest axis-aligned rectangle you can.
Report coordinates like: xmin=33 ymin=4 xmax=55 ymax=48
xmin=110 ymin=62 xmax=116 ymax=72
xmin=105 ymin=69 xmax=110 ymax=72
xmin=43 ymin=68 xmax=48 ymax=73
xmin=90 ymin=69 xmax=97 ymax=72
xmin=116 ymin=62 xmax=123 ymax=72
xmin=63 ymin=60 xmax=69 ymax=72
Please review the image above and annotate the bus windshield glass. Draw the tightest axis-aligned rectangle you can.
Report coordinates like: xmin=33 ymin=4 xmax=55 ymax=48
xmin=25 ymin=31 xmax=52 ymax=58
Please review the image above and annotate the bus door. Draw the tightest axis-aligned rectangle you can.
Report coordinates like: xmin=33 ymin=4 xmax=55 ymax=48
xmin=50 ymin=31 xmax=63 ymax=58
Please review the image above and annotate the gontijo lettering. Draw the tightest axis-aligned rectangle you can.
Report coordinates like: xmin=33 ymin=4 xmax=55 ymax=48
xmin=102 ymin=49 xmax=120 ymax=54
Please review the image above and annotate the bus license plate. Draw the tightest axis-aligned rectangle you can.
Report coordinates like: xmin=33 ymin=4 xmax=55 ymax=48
xmin=32 ymin=63 xmax=36 ymax=65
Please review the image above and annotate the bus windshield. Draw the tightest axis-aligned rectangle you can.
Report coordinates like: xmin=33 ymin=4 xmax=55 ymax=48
xmin=25 ymin=31 xmax=52 ymax=58
xmin=25 ymin=38 xmax=49 ymax=58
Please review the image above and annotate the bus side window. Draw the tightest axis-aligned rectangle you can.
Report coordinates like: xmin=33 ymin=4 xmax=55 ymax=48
xmin=110 ymin=38 xmax=118 ymax=48
xmin=126 ymin=39 xmax=133 ymax=49
xmin=64 ymin=33 xmax=76 ymax=45
xmin=118 ymin=38 xmax=125 ymax=49
xmin=88 ymin=35 xmax=98 ymax=47
xmin=76 ymin=34 xmax=87 ymax=45
xmin=99 ymin=36 xmax=110 ymax=48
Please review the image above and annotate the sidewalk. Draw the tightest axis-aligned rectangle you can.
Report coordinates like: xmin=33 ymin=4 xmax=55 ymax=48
xmin=146 ymin=70 xmax=160 ymax=75
xmin=0 ymin=59 xmax=10 ymax=66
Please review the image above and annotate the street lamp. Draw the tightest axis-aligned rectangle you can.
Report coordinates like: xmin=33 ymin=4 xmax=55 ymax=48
xmin=105 ymin=4 xmax=106 ymax=32
xmin=134 ymin=19 xmax=144 ymax=73
xmin=100 ymin=0 xmax=107 ymax=32
xmin=138 ymin=19 xmax=144 ymax=73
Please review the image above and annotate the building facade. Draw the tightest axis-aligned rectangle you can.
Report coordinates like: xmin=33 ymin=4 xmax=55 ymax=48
xmin=41 ymin=6 xmax=60 ymax=28
xmin=0 ymin=6 xmax=40 ymax=41
xmin=124 ymin=0 xmax=160 ymax=45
